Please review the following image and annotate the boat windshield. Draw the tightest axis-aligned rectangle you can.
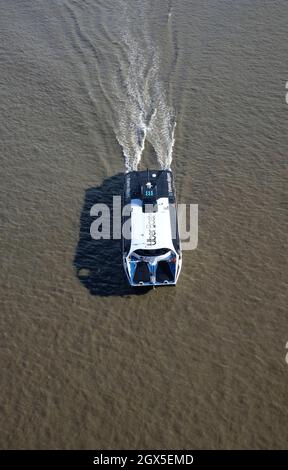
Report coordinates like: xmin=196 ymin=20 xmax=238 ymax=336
xmin=133 ymin=248 xmax=171 ymax=257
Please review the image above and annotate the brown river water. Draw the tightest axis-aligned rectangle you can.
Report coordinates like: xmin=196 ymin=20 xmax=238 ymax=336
xmin=0 ymin=0 xmax=287 ymax=449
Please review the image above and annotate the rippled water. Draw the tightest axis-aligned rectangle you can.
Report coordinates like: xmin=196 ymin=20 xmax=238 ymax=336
xmin=0 ymin=0 xmax=287 ymax=449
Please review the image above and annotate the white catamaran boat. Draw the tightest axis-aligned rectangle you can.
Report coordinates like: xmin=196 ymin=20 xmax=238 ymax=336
xmin=122 ymin=169 xmax=182 ymax=287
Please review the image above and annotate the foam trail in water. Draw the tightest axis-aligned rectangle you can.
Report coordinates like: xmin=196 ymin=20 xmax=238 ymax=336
xmin=114 ymin=32 xmax=150 ymax=171
xmin=146 ymin=101 xmax=176 ymax=170
xmin=113 ymin=3 xmax=176 ymax=172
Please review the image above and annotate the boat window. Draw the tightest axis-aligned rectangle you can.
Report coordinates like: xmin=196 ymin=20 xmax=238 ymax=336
xmin=134 ymin=248 xmax=170 ymax=257
xmin=142 ymin=203 xmax=158 ymax=213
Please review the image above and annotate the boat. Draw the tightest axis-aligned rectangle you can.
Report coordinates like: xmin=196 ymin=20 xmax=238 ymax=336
xmin=122 ymin=169 xmax=182 ymax=286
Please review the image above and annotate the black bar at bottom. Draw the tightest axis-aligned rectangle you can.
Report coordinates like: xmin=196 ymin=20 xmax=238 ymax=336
xmin=0 ymin=450 xmax=287 ymax=468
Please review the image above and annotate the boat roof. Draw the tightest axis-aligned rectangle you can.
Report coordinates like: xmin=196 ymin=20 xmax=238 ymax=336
xmin=123 ymin=170 xmax=180 ymax=256
xmin=128 ymin=197 xmax=177 ymax=254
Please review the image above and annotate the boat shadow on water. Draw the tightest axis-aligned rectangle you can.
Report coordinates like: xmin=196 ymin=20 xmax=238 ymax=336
xmin=74 ymin=173 xmax=150 ymax=296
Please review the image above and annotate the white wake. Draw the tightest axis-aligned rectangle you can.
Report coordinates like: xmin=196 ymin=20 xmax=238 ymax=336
xmin=112 ymin=4 xmax=176 ymax=172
